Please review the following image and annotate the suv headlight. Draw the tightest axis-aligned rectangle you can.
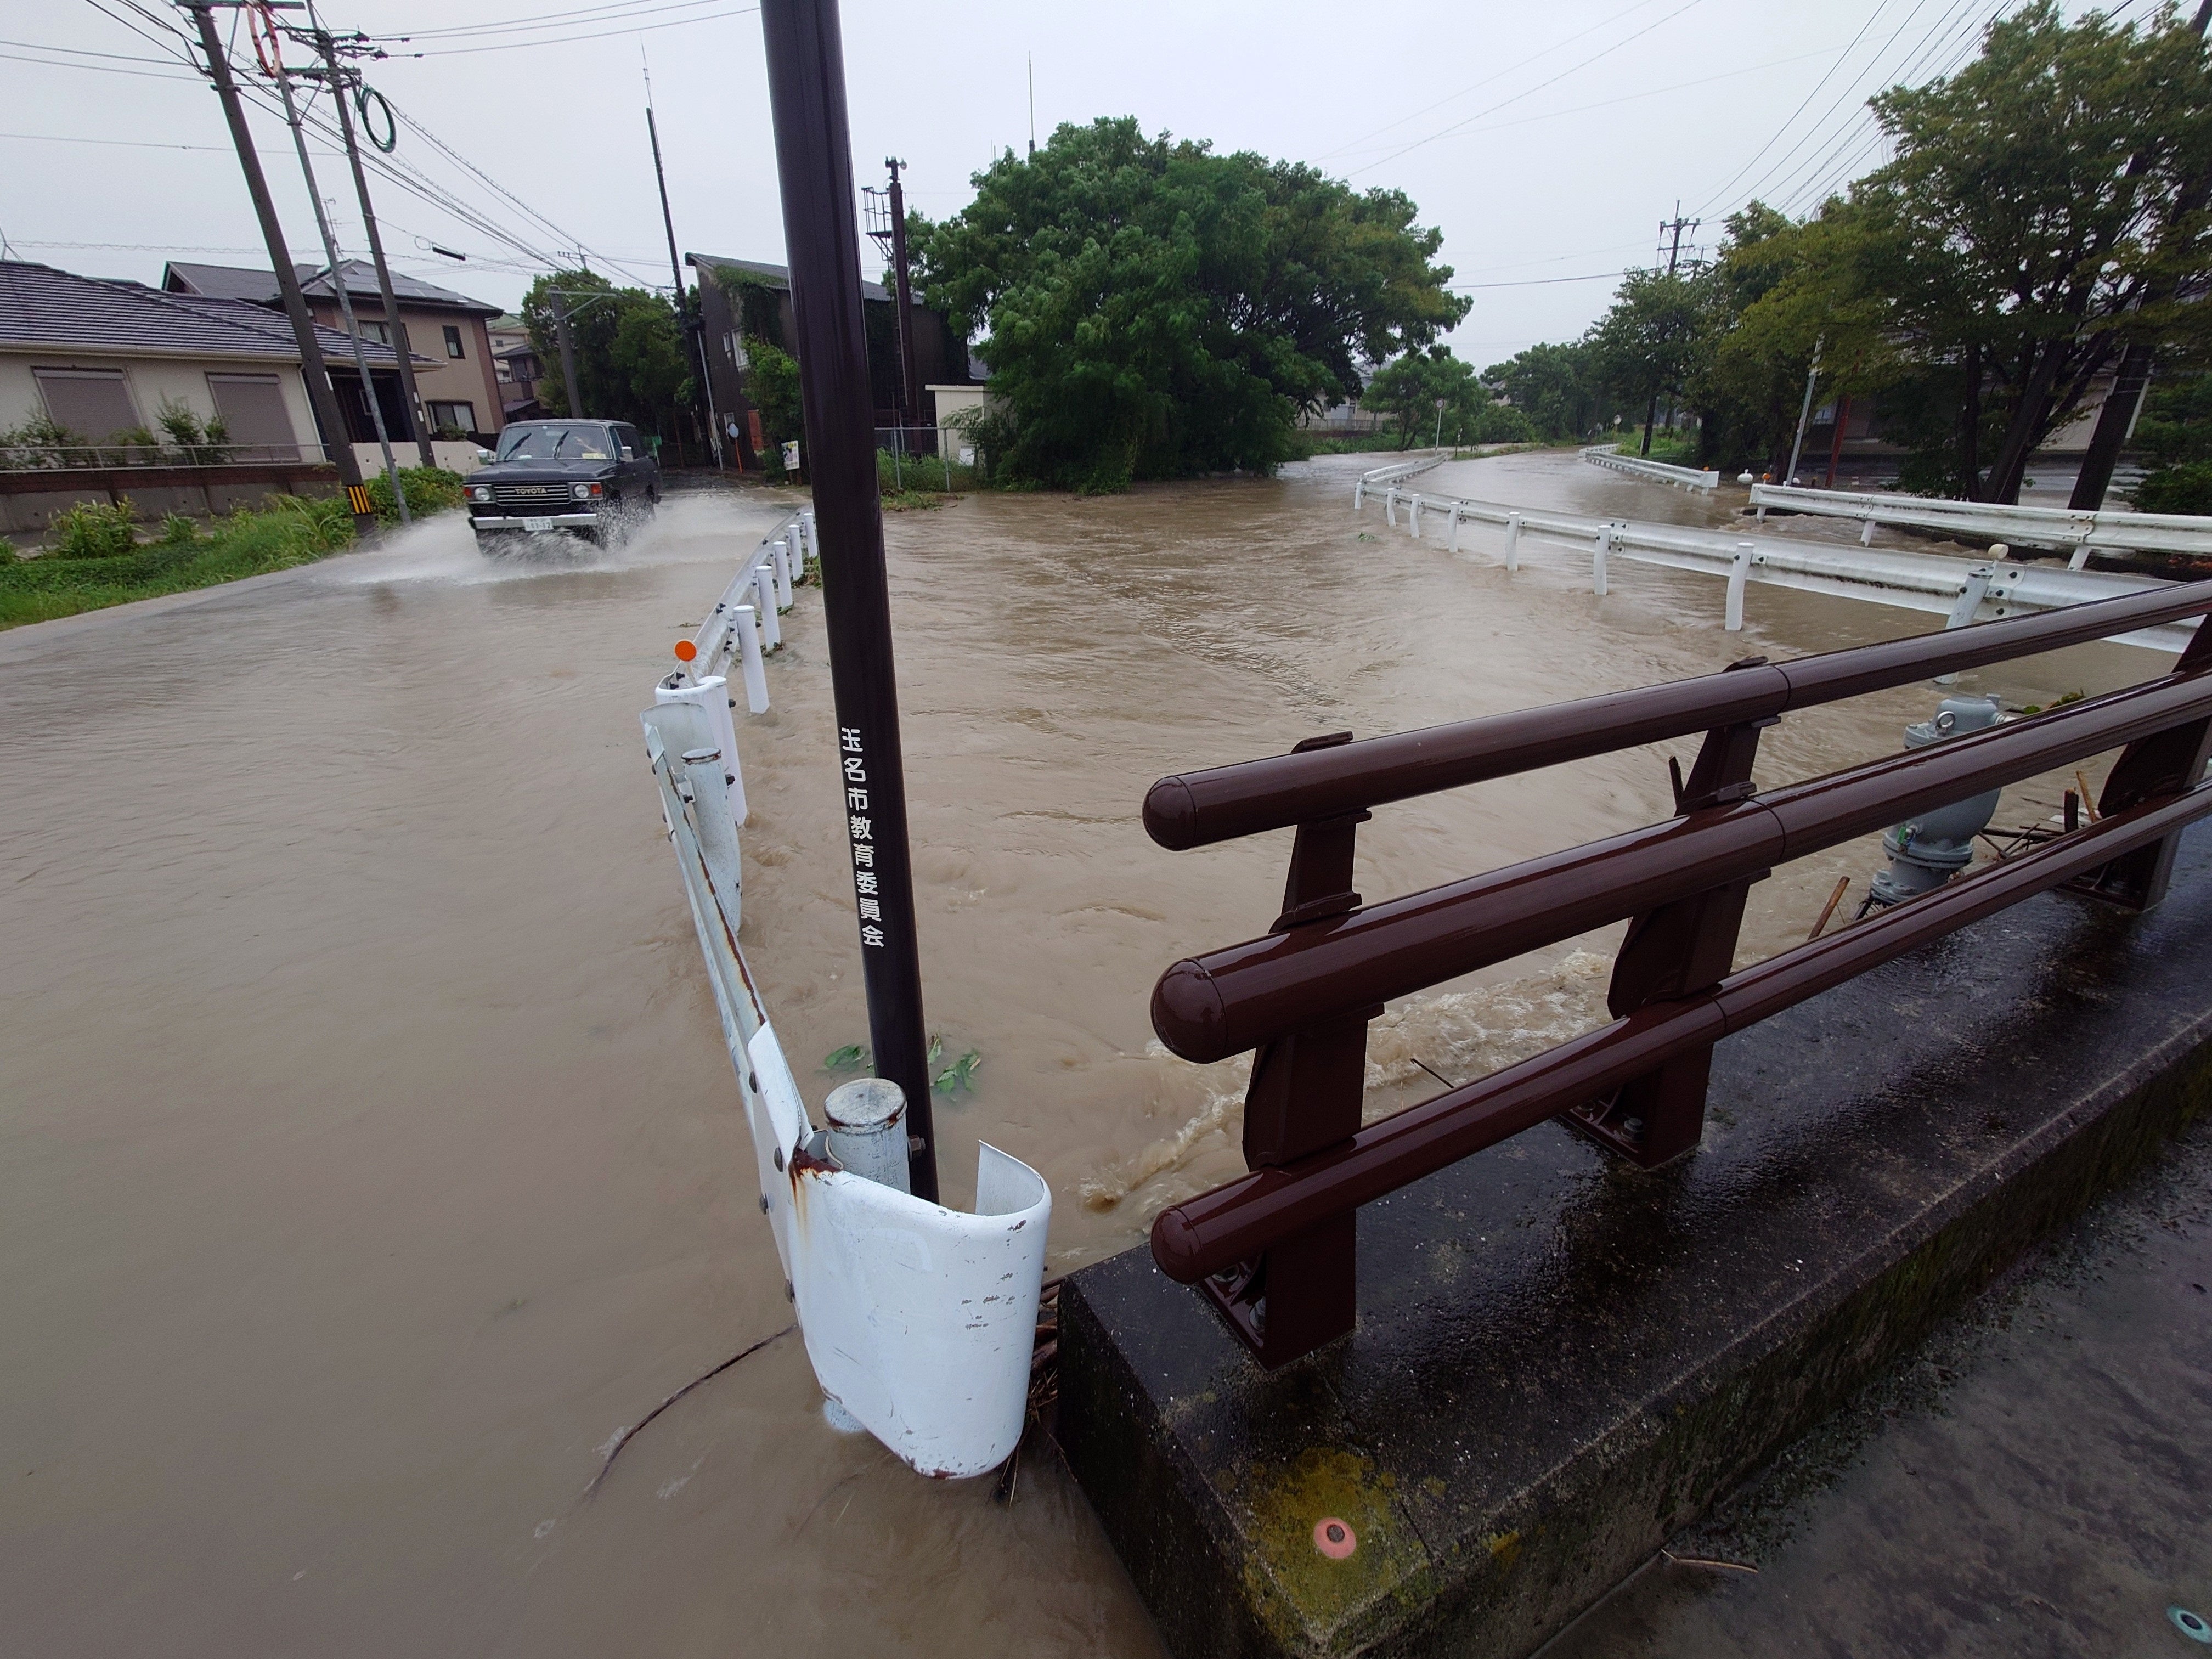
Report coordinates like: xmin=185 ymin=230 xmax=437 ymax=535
xmin=572 ymin=481 xmax=602 ymax=500
xmin=468 ymin=484 xmax=492 ymax=503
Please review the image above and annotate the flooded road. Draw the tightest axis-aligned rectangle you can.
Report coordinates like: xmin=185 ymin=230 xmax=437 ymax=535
xmin=0 ymin=450 xmax=2165 ymax=1655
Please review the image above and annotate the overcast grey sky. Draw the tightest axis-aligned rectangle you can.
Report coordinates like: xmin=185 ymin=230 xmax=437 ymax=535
xmin=4 ymin=0 xmax=2117 ymax=370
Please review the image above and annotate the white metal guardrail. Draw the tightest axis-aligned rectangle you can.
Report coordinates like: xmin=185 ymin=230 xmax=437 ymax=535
xmin=1350 ymin=452 xmax=1447 ymax=509
xmin=639 ymin=524 xmax=1051 ymax=1481
xmin=1360 ymin=477 xmax=2196 ymax=654
xmin=1579 ymin=443 xmax=1721 ymax=492
xmin=1749 ymin=482 xmax=2212 ymax=566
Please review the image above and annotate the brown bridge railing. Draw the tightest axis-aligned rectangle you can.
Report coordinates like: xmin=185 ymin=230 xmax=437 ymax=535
xmin=1142 ymin=579 xmax=2212 ymax=1367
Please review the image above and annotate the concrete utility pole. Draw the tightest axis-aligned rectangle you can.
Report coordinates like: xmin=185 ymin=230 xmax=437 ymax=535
xmin=184 ymin=2 xmax=372 ymax=533
xmin=761 ymin=0 xmax=939 ymax=1200
xmin=885 ymin=157 xmax=922 ymax=435
xmin=549 ymin=290 xmax=584 ymax=417
xmin=266 ymin=30 xmax=408 ymax=523
xmin=645 ymin=80 xmax=723 ymax=469
xmin=308 ymin=9 xmax=435 ymax=469
xmin=1641 ymin=204 xmax=1697 ymax=458
xmin=1785 ymin=335 xmax=1825 ymax=486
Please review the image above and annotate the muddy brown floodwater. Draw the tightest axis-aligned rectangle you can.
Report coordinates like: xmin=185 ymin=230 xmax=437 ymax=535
xmin=0 ymin=450 xmax=2164 ymax=1655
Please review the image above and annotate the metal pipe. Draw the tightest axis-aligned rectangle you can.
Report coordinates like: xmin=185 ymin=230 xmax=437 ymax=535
xmin=1149 ymin=776 xmax=2212 ymax=1283
xmin=761 ymin=0 xmax=938 ymax=1199
xmin=1141 ymin=580 xmax=2212 ymax=851
xmin=1150 ymin=667 xmax=2212 ymax=1062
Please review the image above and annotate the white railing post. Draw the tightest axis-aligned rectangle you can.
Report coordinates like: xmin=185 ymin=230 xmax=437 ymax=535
xmin=753 ymin=563 xmax=782 ymax=650
xmin=772 ymin=538 xmax=794 ymax=610
xmin=655 ymin=674 xmax=747 ymax=826
xmin=1353 ymin=477 xmax=1365 ymax=510
xmin=1593 ymin=523 xmax=1612 ymax=596
xmin=1385 ymin=487 xmax=1398 ymax=527
xmin=1409 ymin=493 xmax=1422 ymax=538
xmin=2068 ymin=544 xmax=2092 ymax=571
xmin=1505 ymin=511 xmax=1522 ymax=572
xmin=1448 ymin=504 xmax=1462 ymax=553
xmin=1859 ymin=517 xmax=1876 ymax=546
xmin=1726 ymin=543 xmax=1751 ymax=632
xmin=732 ymin=603 xmax=770 ymax=713
xmin=798 ymin=509 xmax=816 ymax=578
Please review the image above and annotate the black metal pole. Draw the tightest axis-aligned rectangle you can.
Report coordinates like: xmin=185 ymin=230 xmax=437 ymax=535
xmin=760 ymin=0 xmax=938 ymax=1200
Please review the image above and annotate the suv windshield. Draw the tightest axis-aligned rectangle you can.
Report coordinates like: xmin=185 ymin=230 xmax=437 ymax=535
xmin=495 ymin=423 xmax=614 ymax=461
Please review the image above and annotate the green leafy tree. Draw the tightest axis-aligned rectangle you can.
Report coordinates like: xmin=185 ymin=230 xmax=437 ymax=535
xmin=521 ymin=270 xmax=696 ymax=452
xmin=1846 ymin=2 xmax=2212 ymax=500
xmin=1588 ymin=268 xmax=1708 ymax=456
xmin=1359 ymin=345 xmax=1495 ymax=447
xmin=913 ymin=117 xmax=1468 ymax=490
xmin=1482 ymin=341 xmax=1611 ymax=441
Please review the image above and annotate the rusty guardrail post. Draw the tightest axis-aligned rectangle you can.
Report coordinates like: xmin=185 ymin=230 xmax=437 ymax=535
xmin=1197 ymin=730 xmax=1374 ymax=1365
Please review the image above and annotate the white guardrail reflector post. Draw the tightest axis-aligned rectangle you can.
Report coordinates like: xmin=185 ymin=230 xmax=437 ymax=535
xmin=1505 ymin=511 xmax=1522 ymax=571
xmin=1593 ymin=522 xmax=1611 ymax=596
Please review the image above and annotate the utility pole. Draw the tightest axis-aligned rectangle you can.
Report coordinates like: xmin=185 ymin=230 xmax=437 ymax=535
xmin=550 ymin=289 xmax=584 ymax=417
xmin=267 ymin=30 xmax=408 ymax=524
xmin=184 ymin=2 xmax=372 ymax=534
xmin=1642 ymin=202 xmax=1696 ymax=458
xmin=761 ymin=0 xmax=939 ymax=1200
xmin=1785 ymin=335 xmax=1825 ymax=486
xmin=645 ymin=66 xmax=723 ymax=470
xmin=885 ymin=159 xmax=922 ymax=437
xmin=308 ymin=8 xmax=434 ymax=469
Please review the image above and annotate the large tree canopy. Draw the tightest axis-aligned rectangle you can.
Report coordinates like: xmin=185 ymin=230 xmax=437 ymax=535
xmin=1498 ymin=3 xmax=2212 ymax=501
xmin=521 ymin=270 xmax=699 ymax=454
xmin=913 ymin=118 xmax=1467 ymax=490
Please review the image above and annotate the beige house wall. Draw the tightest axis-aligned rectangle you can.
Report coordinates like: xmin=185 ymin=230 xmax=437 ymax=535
xmin=317 ymin=303 xmax=504 ymax=435
xmin=0 ymin=348 xmax=317 ymax=452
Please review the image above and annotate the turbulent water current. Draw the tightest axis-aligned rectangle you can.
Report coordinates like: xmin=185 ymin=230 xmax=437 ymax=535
xmin=0 ymin=450 xmax=2155 ymax=1654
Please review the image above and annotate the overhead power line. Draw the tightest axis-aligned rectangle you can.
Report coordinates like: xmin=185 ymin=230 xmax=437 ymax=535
xmin=1350 ymin=0 xmax=1711 ymax=177
xmin=381 ymin=0 xmax=730 ymax=37
xmin=377 ymin=5 xmax=758 ymax=57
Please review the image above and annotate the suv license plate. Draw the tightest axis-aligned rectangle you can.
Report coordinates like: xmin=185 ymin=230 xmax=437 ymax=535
xmin=525 ymin=517 xmax=555 ymax=535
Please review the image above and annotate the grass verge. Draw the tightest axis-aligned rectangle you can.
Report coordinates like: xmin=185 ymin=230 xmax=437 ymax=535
xmin=1 ymin=470 xmax=462 ymax=630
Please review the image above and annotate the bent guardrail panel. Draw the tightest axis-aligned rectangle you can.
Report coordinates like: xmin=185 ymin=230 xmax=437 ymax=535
xmin=642 ymin=558 xmax=1048 ymax=1479
xmin=1139 ymin=588 xmax=2212 ymax=1368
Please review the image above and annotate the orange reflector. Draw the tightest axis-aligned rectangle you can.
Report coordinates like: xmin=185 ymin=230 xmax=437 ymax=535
xmin=673 ymin=640 xmax=698 ymax=662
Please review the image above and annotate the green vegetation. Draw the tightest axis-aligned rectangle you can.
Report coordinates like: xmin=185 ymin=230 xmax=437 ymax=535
xmin=520 ymin=269 xmax=707 ymax=462
xmin=1 ymin=467 xmax=462 ymax=629
xmin=1488 ymin=3 xmax=2212 ymax=501
xmin=912 ymin=116 xmax=1465 ymax=491
xmin=364 ymin=464 xmax=466 ymax=520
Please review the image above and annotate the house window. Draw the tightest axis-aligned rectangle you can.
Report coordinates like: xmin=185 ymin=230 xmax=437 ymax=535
xmin=205 ymin=373 xmax=297 ymax=460
xmin=495 ymin=358 xmax=513 ymax=383
xmin=32 ymin=367 xmax=139 ymax=443
xmin=356 ymin=320 xmax=391 ymax=345
xmin=443 ymin=325 xmax=465 ymax=359
xmin=426 ymin=400 xmax=476 ymax=436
